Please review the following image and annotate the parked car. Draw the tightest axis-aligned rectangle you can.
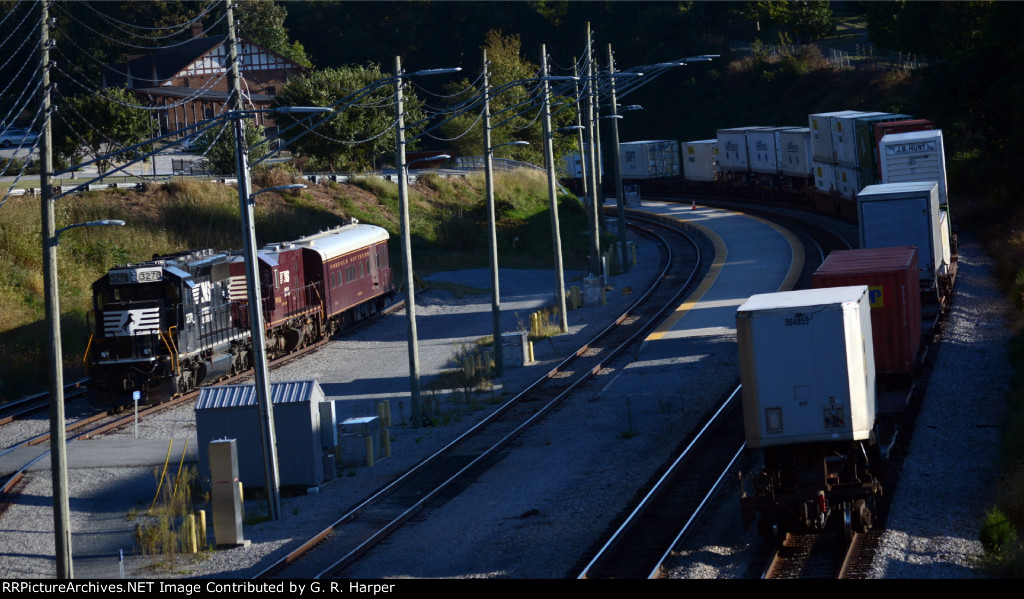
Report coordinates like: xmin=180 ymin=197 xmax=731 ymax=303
xmin=179 ymin=135 xmax=204 ymax=152
xmin=0 ymin=127 xmax=39 ymax=148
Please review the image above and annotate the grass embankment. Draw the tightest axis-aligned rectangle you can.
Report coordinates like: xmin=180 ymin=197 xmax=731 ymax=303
xmin=0 ymin=167 xmax=591 ymax=402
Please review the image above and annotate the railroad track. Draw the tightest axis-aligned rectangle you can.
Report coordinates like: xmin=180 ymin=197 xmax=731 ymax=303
xmin=633 ymin=200 xmax=949 ymax=580
xmin=0 ymin=379 xmax=89 ymax=426
xmin=572 ymin=204 xmax=864 ymax=579
xmin=761 ymin=527 xmax=880 ymax=579
xmin=763 ymin=530 xmax=853 ymax=579
xmin=253 ymin=216 xmax=704 ymax=579
xmin=0 ymin=299 xmax=408 ymax=502
xmin=576 ymin=385 xmax=745 ymax=579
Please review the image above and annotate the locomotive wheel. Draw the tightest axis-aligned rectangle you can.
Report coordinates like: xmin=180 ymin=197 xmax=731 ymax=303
xmin=853 ymin=499 xmax=873 ymax=533
xmin=757 ymin=516 xmax=782 ymax=548
xmin=842 ymin=502 xmax=853 ymax=541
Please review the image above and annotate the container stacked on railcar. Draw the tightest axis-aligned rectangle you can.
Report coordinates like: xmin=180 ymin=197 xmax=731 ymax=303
xmin=86 ymin=222 xmax=394 ymax=407
xmin=856 ymin=181 xmax=955 ymax=303
xmin=617 ymin=140 xmax=681 ymax=180
xmin=737 ymin=286 xmax=883 ymax=544
xmin=682 ymin=139 xmax=719 ymax=183
xmin=812 ymin=247 xmax=921 ymax=381
xmin=665 ymin=109 xmax=943 ymax=209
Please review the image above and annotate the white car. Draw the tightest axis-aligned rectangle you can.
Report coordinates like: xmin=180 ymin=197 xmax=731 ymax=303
xmin=180 ymin=136 xmax=204 ymax=152
xmin=0 ymin=127 xmax=39 ymax=148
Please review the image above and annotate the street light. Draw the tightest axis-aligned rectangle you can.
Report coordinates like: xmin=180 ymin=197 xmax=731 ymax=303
xmin=226 ymin=1 xmax=335 ymax=520
xmin=540 ymin=44 xmax=584 ymax=334
xmin=54 ymin=220 xmax=127 ymax=237
xmin=394 ymin=57 xmax=461 ymax=427
xmin=232 ymin=113 xmax=324 ymax=524
xmin=484 ymin=133 xmax=529 ymax=377
xmin=43 ymin=215 xmax=125 ymax=579
xmin=603 ymin=46 xmax=647 ymax=274
xmin=480 ymin=49 xmax=576 ymax=375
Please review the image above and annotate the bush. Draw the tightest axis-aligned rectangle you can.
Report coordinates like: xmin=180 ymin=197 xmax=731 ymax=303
xmin=981 ymin=507 xmax=1019 ymax=554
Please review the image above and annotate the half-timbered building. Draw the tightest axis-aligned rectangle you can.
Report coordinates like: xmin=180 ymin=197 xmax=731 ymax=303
xmin=102 ymin=30 xmax=306 ymax=139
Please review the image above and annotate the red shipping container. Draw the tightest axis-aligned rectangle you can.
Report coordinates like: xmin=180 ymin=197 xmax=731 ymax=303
xmin=812 ymin=247 xmax=921 ymax=377
xmin=873 ymin=119 xmax=935 ymax=179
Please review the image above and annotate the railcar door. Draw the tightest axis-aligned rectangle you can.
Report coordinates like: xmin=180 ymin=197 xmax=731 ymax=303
xmin=370 ymin=243 xmax=381 ymax=290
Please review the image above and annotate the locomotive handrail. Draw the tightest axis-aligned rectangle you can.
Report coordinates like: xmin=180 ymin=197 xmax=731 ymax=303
xmin=82 ymin=333 xmax=95 ymax=372
xmin=160 ymin=327 xmax=179 ymax=375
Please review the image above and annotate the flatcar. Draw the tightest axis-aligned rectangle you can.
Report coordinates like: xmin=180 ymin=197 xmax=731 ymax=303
xmin=85 ymin=221 xmax=394 ymax=407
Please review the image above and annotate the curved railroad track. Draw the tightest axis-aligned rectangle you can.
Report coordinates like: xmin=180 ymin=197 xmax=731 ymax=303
xmin=253 ymin=216 xmax=705 ymax=579
xmin=573 ymin=204 xmax=851 ymax=579
xmin=603 ymin=198 xmax=952 ymax=580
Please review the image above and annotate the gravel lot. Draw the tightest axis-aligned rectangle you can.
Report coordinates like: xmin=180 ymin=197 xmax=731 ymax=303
xmin=0 ymin=231 xmax=1011 ymax=580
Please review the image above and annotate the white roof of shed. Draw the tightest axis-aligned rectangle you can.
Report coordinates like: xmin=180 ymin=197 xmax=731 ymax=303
xmin=195 ymin=379 xmax=323 ymax=410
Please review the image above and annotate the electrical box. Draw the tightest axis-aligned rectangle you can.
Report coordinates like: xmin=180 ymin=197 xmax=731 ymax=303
xmin=209 ymin=439 xmax=248 ymax=548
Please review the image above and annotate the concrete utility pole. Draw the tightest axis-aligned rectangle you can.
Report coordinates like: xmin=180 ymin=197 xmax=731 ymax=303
xmin=572 ymin=57 xmax=588 ymax=200
xmin=226 ymin=0 xmax=280 ymax=520
xmin=584 ymin=23 xmax=602 ymax=276
xmin=540 ymin=45 xmax=569 ymax=333
xmin=481 ymin=49 xmax=505 ymax=376
xmin=40 ymin=0 xmax=73 ymax=579
xmin=607 ymin=44 xmax=629 ymax=273
xmin=394 ymin=55 xmax=425 ymax=426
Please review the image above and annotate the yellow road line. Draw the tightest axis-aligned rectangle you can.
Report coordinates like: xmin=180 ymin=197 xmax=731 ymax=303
xmin=746 ymin=213 xmax=803 ymax=292
xmin=646 ymin=217 xmax=726 ymax=341
xmin=643 ymin=208 xmax=804 ymax=342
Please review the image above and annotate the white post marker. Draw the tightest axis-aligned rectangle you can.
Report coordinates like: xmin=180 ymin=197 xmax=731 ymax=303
xmin=133 ymin=391 xmax=140 ymax=439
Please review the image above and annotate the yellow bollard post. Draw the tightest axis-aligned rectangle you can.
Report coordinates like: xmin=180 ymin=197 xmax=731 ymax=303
xmin=198 ymin=510 xmax=207 ymax=548
xmin=528 ymin=341 xmax=534 ymax=363
xmin=383 ymin=428 xmax=391 ymax=458
xmin=365 ymin=436 xmax=375 ymax=467
xmin=601 ymin=286 xmax=607 ymax=305
xmin=382 ymin=400 xmax=391 ymax=427
xmin=187 ymin=514 xmax=198 ymax=553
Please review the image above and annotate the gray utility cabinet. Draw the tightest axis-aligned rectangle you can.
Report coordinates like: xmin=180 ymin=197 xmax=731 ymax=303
xmin=195 ymin=379 xmax=326 ymax=490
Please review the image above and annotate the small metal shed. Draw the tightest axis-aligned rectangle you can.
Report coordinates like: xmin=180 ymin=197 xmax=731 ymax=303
xmin=195 ymin=379 xmax=326 ymax=490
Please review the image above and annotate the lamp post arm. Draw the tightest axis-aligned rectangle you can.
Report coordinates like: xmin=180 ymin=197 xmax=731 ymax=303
xmin=53 ymin=219 xmax=126 ymax=242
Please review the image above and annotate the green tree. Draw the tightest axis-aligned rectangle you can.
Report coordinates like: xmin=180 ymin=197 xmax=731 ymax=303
xmin=238 ymin=0 xmax=312 ymax=68
xmin=52 ymin=87 xmax=152 ymax=175
xmin=272 ymin=64 xmax=424 ymax=171
xmin=740 ymin=1 xmax=792 ymax=34
xmin=438 ymin=31 xmax=577 ymax=169
xmin=196 ymin=120 xmax=269 ymax=176
xmin=787 ymin=1 xmax=833 ymax=43
xmin=866 ymin=1 xmax=990 ymax=61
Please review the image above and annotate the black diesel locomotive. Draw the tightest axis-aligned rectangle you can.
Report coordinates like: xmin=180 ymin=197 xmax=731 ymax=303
xmin=86 ymin=222 xmax=394 ymax=406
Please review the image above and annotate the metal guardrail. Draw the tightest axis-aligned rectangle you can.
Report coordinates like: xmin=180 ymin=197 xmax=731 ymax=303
xmin=6 ymin=159 xmax=563 ymax=197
